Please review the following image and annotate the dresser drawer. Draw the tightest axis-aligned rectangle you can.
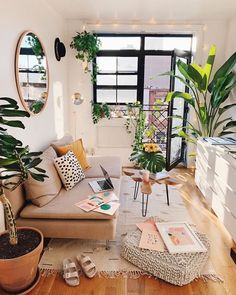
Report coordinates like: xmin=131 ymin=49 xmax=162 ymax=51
xmin=195 ymin=170 xmax=214 ymax=207
xmin=211 ymin=193 xmax=236 ymax=242
xmin=215 ymin=154 xmax=236 ymax=192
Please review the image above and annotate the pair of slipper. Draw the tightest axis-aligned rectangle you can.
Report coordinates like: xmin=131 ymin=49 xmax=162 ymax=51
xmin=63 ymin=255 xmax=97 ymax=286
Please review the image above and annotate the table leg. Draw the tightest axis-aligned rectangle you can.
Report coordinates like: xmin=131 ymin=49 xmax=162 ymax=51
xmin=133 ymin=181 xmax=140 ymax=200
xmin=165 ymin=184 xmax=170 ymax=206
xmin=142 ymin=193 xmax=149 ymax=217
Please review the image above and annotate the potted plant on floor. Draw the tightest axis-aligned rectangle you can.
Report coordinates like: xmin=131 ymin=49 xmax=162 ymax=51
xmin=0 ymin=97 xmax=48 ymax=293
xmin=164 ymin=46 xmax=236 ymax=144
xmin=70 ymin=30 xmax=101 ymax=82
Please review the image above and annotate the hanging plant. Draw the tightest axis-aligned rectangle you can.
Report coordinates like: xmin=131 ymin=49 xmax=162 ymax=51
xmin=70 ymin=31 xmax=101 ymax=82
xmin=91 ymin=102 xmax=111 ymax=124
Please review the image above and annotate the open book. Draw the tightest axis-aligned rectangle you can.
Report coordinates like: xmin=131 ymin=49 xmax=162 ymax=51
xmin=75 ymin=191 xmax=119 ymax=213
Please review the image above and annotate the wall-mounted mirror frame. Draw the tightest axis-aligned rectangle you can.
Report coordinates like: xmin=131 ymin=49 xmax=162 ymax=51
xmin=15 ymin=31 xmax=49 ymax=115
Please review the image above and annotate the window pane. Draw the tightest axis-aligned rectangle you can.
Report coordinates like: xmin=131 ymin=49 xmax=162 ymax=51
xmin=118 ymin=57 xmax=138 ymax=72
xmin=97 ymin=89 xmax=116 ymax=103
xmin=99 ymin=37 xmax=141 ymax=50
xmin=145 ymin=37 xmax=192 ymax=51
xmin=117 ymin=89 xmax=137 ymax=103
xmin=143 ymin=55 xmax=171 ymax=105
xmin=97 ymin=57 xmax=116 ymax=73
xmin=117 ymin=75 xmax=137 ymax=85
xmin=97 ymin=75 xmax=116 ymax=85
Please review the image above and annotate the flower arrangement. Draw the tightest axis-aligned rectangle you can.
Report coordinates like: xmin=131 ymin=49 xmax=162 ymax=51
xmin=143 ymin=143 xmax=161 ymax=153
xmin=130 ymin=143 xmax=166 ymax=174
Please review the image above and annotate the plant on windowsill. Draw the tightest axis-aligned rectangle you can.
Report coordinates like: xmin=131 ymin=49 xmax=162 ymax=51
xmin=91 ymin=102 xmax=111 ymax=124
xmin=130 ymin=143 xmax=166 ymax=174
xmin=70 ymin=31 xmax=101 ymax=82
xmin=0 ymin=97 xmax=48 ymax=293
xmin=164 ymin=46 xmax=236 ymax=145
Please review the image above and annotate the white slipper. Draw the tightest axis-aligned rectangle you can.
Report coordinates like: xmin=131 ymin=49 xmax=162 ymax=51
xmin=63 ymin=258 xmax=80 ymax=286
xmin=77 ymin=255 xmax=97 ymax=278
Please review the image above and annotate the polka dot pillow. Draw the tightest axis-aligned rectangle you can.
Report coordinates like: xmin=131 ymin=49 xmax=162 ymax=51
xmin=54 ymin=151 xmax=85 ymax=190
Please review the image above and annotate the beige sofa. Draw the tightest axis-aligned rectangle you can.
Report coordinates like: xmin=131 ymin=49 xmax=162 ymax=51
xmin=5 ymin=155 xmax=121 ymax=246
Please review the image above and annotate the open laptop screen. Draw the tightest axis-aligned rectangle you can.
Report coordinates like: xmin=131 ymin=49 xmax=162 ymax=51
xmin=100 ymin=165 xmax=114 ymax=188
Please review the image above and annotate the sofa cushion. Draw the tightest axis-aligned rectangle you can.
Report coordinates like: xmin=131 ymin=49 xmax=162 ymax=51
xmin=85 ymin=156 xmax=121 ymax=179
xmin=20 ymin=178 xmax=120 ymax=220
xmin=56 ymin=138 xmax=90 ymax=171
xmin=51 ymin=134 xmax=73 ymax=153
xmin=24 ymin=146 xmax=62 ymax=207
xmin=54 ymin=151 xmax=85 ymax=190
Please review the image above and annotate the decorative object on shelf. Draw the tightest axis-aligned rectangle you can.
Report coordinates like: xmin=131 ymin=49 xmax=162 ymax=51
xmin=91 ymin=102 xmax=111 ymax=124
xmin=54 ymin=37 xmax=66 ymax=61
xmin=130 ymin=143 xmax=165 ymax=174
xmin=72 ymin=92 xmax=84 ymax=105
xmin=164 ymin=46 xmax=236 ymax=144
xmin=0 ymin=97 xmax=48 ymax=293
xmin=70 ymin=31 xmax=101 ymax=82
xmin=15 ymin=31 xmax=49 ymax=115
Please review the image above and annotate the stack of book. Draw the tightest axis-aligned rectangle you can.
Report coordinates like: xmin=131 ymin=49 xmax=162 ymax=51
xmin=75 ymin=191 xmax=120 ymax=216
xmin=137 ymin=219 xmax=207 ymax=254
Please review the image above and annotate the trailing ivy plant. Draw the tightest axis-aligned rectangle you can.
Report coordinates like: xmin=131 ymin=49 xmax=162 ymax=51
xmin=70 ymin=31 xmax=101 ymax=82
xmin=164 ymin=46 xmax=236 ymax=143
xmin=91 ymin=102 xmax=111 ymax=124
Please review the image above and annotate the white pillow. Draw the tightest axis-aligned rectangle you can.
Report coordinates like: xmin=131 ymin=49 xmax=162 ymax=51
xmin=54 ymin=151 xmax=85 ymax=190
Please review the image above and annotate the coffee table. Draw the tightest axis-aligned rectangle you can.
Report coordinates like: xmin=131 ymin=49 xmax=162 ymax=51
xmin=123 ymin=169 xmax=181 ymax=217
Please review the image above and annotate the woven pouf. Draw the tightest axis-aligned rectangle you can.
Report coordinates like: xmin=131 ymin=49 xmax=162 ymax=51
xmin=121 ymin=229 xmax=210 ymax=286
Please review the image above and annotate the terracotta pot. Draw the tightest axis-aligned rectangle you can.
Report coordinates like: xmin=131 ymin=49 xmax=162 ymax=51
xmin=0 ymin=227 xmax=43 ymax=293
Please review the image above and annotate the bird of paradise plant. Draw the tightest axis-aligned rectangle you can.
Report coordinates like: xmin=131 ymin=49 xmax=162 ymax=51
xmin=165 ymin=46 xmax=236 ymax=143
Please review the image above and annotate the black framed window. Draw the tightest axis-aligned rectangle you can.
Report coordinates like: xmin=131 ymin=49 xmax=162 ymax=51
xmin=93 ymin=34 xmax=192 ymax=104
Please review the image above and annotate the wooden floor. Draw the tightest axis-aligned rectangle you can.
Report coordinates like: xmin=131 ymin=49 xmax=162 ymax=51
xmin=28 ymin=168 xmax=236 ymax=295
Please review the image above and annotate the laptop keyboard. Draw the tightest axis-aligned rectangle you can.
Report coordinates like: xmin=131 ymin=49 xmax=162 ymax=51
xmin=97 ymin=180 xmax=111 ymax=190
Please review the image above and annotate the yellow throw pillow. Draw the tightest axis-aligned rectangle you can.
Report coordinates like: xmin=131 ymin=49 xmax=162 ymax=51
xmin=56 ymin=138 xmax=90 ymax=171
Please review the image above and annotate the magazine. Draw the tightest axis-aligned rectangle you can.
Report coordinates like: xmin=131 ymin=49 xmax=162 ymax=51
xmin=138 ymin=228 xmax=166 ymax=252
xmin=94 ymin=201 xmax=120 ymax=216
xmin=75 ymin=191 xmax=118 ymax=212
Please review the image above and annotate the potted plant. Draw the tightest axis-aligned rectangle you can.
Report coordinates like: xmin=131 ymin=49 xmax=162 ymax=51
xmin=164 ymin=46 xmax=236 ymax=144
xmin=70 ymin=31 xmax=101 ymax=82
xmin=130 ymin=143 xmax=166 ymax=174
xmin=0 ymin=97 xmax=47 ymax=293
xmin=91 ymin=102 xmax=111 ymax=124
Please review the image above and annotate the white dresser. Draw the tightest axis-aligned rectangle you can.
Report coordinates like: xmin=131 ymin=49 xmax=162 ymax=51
xmin=195 ymin=139 xmax=236 ymax=242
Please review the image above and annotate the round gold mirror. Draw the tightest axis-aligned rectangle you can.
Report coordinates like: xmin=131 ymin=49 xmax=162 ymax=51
xmin=15 ymin=31 xmax=49 ymax=115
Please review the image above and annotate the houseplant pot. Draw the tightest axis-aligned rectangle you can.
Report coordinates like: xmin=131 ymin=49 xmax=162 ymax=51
xmin=0 ymin=227 xmax=43 ymax=293
xmin=0 ymin=97 xmax=48 ymax=293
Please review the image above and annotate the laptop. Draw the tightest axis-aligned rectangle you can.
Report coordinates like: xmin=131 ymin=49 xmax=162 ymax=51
xmin=89 ymin=165 xmax=114 ymax=193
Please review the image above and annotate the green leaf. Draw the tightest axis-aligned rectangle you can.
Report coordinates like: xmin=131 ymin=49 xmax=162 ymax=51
xmin=29 ymin=171 xmax=47 ymax=182
xmin=218 ymin=130 xmax=236 ymax=136
xmin=0 ymin=118 xmax=25 ymax=129
xmin=209 ymin=52 xmax=236 ymax=92
xmin=223 ymin=121 xmax=236 ymax=130
xmin=214 ymin=117 xmax=232 ymax=130
xmin=26 ymin=158 xmax=42 ymax=169
xmin=165 ymin=91 xmax=194 ymax=105
xmin=0 ymin=109 xmax=30 ymax=118
xmin=0 ymin=158 xmax=17 ymax=166
xmin=219 ymin=103 xmax=236 ymax=116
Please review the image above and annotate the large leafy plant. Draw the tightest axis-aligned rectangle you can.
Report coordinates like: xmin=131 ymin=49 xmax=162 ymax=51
xmin=165 ymin=46 xmax=236 ymax=142
xmin=130 ymin=143 xmax=166 ymax=174
xmin=70 ymin=31 xmax=101 ymax=82
xmin=0 ymin=97 xmax=47 ymax=245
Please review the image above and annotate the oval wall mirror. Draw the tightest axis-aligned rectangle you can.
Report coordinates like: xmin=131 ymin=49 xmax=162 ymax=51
xmin=15 ymin=31 xmax=49 ymax=115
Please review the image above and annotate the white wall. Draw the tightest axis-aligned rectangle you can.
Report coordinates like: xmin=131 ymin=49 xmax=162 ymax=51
xmin=67 ymin=20 xmax=229 ymax=165
xmin=225 ymin=16 xmax=236 ymax=126
xmin=0 ymin=0 xmax=69 ymax=151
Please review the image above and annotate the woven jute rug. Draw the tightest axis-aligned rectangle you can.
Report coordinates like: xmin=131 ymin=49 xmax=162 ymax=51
xmin=39 ymin=176 xmax=222 ymax=282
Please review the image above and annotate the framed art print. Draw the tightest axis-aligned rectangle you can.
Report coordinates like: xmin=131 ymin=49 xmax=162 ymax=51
xmin=155 ymin=222 xmax=207 ymax=254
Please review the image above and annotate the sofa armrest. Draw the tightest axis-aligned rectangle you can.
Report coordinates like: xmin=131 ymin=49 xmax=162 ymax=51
xmin=85 ymin=156 xmax=121 ymax=179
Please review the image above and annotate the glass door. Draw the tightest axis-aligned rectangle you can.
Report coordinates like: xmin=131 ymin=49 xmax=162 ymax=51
xmin=166 ymin=50 xmax=191 ymax=171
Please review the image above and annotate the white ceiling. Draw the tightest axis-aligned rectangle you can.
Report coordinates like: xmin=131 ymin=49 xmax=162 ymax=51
xmin=45 ymin=0 xmax=236 ymax=22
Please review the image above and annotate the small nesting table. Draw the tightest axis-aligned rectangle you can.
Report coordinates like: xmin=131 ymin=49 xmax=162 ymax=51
xmin=123 ymin=170 xmax=181 ymax=217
